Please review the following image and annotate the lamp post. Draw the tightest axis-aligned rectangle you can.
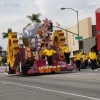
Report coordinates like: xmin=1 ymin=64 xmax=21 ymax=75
xmin=61 ymin=7 xmax=79 ymax=50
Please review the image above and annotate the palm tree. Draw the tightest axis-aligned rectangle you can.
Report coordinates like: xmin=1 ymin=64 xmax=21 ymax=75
xmin=27 ymin=13 xmax=41 ymax=23
xmin=2 ymin=28 xmax=12 ymax=39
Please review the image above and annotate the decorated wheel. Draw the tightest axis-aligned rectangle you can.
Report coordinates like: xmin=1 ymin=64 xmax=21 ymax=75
xmin=8 ymin=32 xmax=19 ymax=69
xmin=52 ymin=30 xmax=65 ymax=47
xmin=52 ymin=30 xmax=66 ymax=61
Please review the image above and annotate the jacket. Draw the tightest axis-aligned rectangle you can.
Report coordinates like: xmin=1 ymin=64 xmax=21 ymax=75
xmin=89 ymin=52 xmax=97 ymax=60
xmin=42 ymin=49 xmax=56 ymax=56
xmin=62 ymin=46 xmax=69 ymax=53
xmin=74 ymin=53 xmax=81 ymax=60
xmin=82 ymin=55 xmax=89 ymax=62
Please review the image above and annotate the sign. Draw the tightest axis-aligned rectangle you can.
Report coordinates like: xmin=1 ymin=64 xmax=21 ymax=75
xmin=75 ymin=36 xmax=83 ymax=40
xmin=0 ymin=51 xmax=6 ymax=57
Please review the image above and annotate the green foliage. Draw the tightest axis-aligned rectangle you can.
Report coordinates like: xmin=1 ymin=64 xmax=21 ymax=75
xmin=22 ymin=36 xmax=29 ymax=47
xmin=1 ymin=57 xmax=7 ymax=64
xmin=2 ymin=28 xmax=12 ymax=39
xmin=8 ymin=28 xmax=12 ymax=33
xmin=27 ymin=13 xmax=41 ymax=23
xmin=0 ymin=46 xmax=3 ymax=51
xmin=2 ymin=32 xmax=8 ymax=39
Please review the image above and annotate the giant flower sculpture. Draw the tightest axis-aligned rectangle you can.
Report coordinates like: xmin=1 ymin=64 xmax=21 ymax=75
xmin=41 ymin=18 xmax=52 ymax=45
xmin=42 ymin=18 xmax=51 ymax=37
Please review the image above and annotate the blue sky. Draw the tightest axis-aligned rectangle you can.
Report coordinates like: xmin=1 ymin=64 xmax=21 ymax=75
xmin=0 ymin=0 xmax=100 ymax=50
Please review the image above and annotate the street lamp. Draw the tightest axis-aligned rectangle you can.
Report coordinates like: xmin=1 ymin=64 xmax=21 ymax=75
xmin=61 ymin=7 xmax=79 ymax=50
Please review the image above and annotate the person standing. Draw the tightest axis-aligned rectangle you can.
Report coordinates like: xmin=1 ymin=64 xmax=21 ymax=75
xmin=42 ymin=45 xmax=56 ymax=66
xmin=74 ymin=51 xmax=81 ymax=71
xmin=82 ymin=52 xmax=89 ymax=69
xmin=62 ymin=44 xmax=70 ymax=64
xmin=21 ymin=59 xmax=30 ymax=75
xmin=40 ymin=44 xmax=46 ymax=59
xmin=89 ymin=49 xmax=97 ymax=71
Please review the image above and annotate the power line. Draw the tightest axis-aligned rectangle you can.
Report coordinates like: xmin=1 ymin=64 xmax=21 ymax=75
xmin=53 ymin=26 xmax=78 ymax=36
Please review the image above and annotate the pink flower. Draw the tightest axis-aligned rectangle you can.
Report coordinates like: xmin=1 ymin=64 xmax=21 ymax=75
xmin=42 ymin=18 xmax=51 ymax=28
xmin=42 ymin=26 xmax=50 ymax=36
xmin=45 ymin=36 xmax=51 ymax=44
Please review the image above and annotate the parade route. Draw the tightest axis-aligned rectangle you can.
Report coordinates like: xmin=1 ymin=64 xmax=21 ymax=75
xmin=0 ymin=69 xmax=100 ymax=100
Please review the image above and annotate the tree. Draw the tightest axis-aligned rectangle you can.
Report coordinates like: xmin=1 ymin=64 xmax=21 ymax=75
xmin=22 ymin=36 xmax=30 ymax=47
xmin=1 ymin=56 xmax=7 ymax=64
xmin=2 ymin=28 xmax=12 ymax=39
xmin=27 ymin=13 xmax=41 ymax=23
xmin=0 ymin=46 xmax=3 ymax=51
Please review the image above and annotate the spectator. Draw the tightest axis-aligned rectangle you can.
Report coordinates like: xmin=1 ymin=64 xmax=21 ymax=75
xmin=74 ymin=51 xmax=82 ymax=71
xmin=89 ymin=49 xmax=97 ymax=71
xmin=82 ymin=52 xmax=89 ymax=69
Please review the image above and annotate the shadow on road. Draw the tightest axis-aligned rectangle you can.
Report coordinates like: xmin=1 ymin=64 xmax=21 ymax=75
xmin=6 ymin=71 xmax=77 ymax=78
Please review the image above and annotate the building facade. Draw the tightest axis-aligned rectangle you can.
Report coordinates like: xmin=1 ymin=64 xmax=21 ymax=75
xmin=64 ymin=17 xmax=95 ymax=53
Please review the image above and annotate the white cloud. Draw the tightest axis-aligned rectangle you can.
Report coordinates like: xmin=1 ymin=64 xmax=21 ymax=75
xmin=0 ymin=0 xmax=100 ymax=50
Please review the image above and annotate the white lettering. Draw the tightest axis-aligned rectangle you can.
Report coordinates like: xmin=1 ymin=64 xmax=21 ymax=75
xmin=0 ymin=2 xmax=19 ymax=7
xmin=0 ymin=2 xmax=6 ymax=7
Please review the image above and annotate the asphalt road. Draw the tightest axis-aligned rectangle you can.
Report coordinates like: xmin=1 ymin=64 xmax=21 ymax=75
xmin=0 ymin=69 xmax=100 ymax=100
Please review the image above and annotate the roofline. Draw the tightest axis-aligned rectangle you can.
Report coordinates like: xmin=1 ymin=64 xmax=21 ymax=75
xmin=83 ymin=36 xmax=97 ymax=40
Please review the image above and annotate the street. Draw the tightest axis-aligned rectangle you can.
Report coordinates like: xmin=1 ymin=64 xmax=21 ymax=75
xmin=0 ymin=69 xmax=100 ymax=100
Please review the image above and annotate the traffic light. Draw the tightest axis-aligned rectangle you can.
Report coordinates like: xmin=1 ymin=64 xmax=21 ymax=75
xmin=79 ymin=41 xmax=83 ymax=49
xmin=48 ymin=22 xmax=53 ymax=32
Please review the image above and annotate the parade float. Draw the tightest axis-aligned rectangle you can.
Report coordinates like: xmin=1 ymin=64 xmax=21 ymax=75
xmin=7 ymin=18 xmax=74 ymax=75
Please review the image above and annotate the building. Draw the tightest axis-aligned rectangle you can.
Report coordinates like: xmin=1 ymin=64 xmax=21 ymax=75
xmin=64 ymin=17 xmax=97 ymax=54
